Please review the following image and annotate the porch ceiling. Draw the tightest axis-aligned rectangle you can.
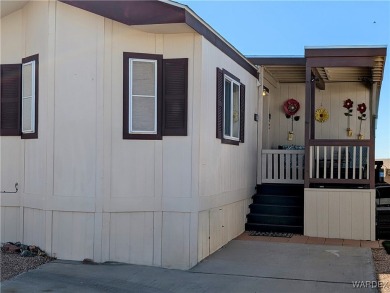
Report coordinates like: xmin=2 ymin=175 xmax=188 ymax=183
xmin=263 ymin=60 xmax=385 ymax=84
xmin=249 ymin=48 xmax=386 ymax=86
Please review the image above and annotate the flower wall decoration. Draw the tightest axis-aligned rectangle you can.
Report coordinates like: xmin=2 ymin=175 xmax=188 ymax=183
xmin=357 ymin=102 xmax=367 ymax=139
xmin=283 ymin=99 xmax=300 ymax=141
xmin=315 ymin=106 xmax=329 ymax=123
xmin=343 ymin=98 xmax=353 ymax=136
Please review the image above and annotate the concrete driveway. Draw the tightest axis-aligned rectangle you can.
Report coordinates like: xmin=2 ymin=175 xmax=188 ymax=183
xmin=0 ymin=240 xmax=377 ymax=292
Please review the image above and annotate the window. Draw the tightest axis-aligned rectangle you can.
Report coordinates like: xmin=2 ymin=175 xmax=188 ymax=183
xmin=224 ymin=75 xmax=240 ymax=140
xmin=123 ymin=52 xmax=188 ymax=140
xmin=123 ymin=53 xmax=162 ymax=140
xmin=0 ymin=54 xmax=38 ymax=138
xmin=21 ymin=55 xmax=38 ymax=139
xmin=216 ymin=68 xmax=245 ymax=145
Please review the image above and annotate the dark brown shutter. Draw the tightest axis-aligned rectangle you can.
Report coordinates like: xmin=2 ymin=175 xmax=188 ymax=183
xmin=162 ymin=58 xmax=188 ymax=136
xmin=216 ymin=68 xmax=223 ymax=139
xmin=0 ymin=64 xmax=21 ymax=136
xmin=239 ymin=83 xmax=245 ymax=143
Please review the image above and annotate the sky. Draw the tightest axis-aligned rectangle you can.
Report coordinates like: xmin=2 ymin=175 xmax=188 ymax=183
xmin=180 ymin=0 xmax=390 ymax=159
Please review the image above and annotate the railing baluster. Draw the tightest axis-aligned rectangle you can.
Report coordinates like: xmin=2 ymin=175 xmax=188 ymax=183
xmin=352 ymin=146 xmax=356 ymax=179
xmin=359 ymin=146 xmax=363 ymax=179
xmin=338 ymin=146 xmax=341 ymax=179
xmin=267 ymin=153 xmax=272 ymax=180
xmin=274 ymin=153 xmax=280 ymax=180
xmin=323 ymin=146 xmax=327 ymax=179
xmin=316 ymin=146 xmax=320 ymax=178
xmin=310 ymin=146 xmax=313 ymax=179
xmin=262 ymin=152 xmax=267 ymax=180
xmin=279 ymin=152 xmax=284 ymax=180
xmin=292 ymin=153 xmax=297 ymax=180
xmin=345 ymin=146 xmax=349 ymax=179
xmin=366 ymin=147 xmax=370 ymax=179
xmin=330 ymin=146 xmax=334 ymax=179
xmin=298 ymin=153 xmax=303 ymax=181
xmin=286 ymin=154 xmax=291 ymax=180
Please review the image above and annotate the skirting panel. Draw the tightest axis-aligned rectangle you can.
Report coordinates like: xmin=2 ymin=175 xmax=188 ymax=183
xmin=198 ymin=198 xmax=251 ymax=262
xmin=304 ymin=188 xmax=375 ymax=240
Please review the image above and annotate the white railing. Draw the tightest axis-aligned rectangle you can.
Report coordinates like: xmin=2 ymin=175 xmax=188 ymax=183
xmin=309 ymin=144 xmax=370 ymax=181
xmin=261 ymin=149 xmax=305 ymax=184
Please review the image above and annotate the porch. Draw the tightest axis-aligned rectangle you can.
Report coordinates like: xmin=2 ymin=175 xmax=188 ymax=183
xmin=248 ymin=47 xmax=387 ymax=241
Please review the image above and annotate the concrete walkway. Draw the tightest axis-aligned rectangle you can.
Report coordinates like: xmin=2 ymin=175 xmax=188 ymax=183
xmin=1 ymin=240 xmax=377 ymax=293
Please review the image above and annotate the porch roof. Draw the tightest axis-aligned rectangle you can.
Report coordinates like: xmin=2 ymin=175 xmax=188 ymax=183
xmin=247 ymin=46 xmax=387 ymax=87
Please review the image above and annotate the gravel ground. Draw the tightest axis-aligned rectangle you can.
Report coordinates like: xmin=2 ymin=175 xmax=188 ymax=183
xmin=0 ymin=251 xmax=54 ymax=281
xmin=372 ymin=248 xmax=390 ymax=293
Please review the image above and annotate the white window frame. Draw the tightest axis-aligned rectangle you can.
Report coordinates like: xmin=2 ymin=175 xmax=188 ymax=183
xmin=21 ymin=60 xmax=36 ymax=134
xmin=128 ymin=58 xmax=157 ymax=134
xmin=223 ymin=74 xmax=240 ymax=141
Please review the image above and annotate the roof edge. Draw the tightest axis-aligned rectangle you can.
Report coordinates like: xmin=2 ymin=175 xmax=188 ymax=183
xmin=58 ymin=0 xmax=258 ymax=78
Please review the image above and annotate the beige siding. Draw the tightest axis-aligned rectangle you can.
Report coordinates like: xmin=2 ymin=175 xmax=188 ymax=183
xmin=304 ymin=188 xmax=375 ymax=240
xmin=109 ymin=212 xmax=154 ymax=265
xmin=264 ymin=78 xmax=371 ymax=148
xmin=265 ymin=75 xmax=305 ymax=148
xmin=1 ymin=0 xmax=258 ymax=269
xmin=198 ymin=198 xmax=250 ymax=262
xmin=315 ymin=83 xmax=371 ymax=140
xmin=162 ymin=212 xmax=191 ymax=269
xmin=0 ymin=207 xmax=21 ymax=243
xmin=199 ymin=38 xmax=258 ymax=208
xmin=23 ymin=208 xmax=46 ymax=248
xmin=52 ymin=211 xmax=95 ymax=260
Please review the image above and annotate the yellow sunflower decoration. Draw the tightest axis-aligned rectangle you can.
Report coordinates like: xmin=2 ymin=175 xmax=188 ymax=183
xmin=315 ymin=107 xmax=329 ymax=123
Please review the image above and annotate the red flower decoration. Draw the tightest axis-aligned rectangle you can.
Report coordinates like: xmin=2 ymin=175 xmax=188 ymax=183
xmin=283 ymin=99 xmax=300 ymax=116
xmin=357 ymin=103 xmax=367 ymax=114
xmin=343 ymin=99 xmax=353 ymax=109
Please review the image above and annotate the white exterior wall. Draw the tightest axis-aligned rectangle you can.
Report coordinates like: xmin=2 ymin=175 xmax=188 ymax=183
xmin=1 ymin=0 xmax=257 ymax=269
xmin=304 ymin=188 xmax=375 ymax=240
xmin=196 ymin=38 xmax=258 ymax=261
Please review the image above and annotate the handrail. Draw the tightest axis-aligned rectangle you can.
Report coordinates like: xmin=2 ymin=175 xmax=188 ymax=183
xmin=309 ymin=139 xmax=371 ymax=147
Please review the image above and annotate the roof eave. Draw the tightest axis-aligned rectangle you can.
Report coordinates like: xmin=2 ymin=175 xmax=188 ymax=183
xmin=58 ymin=0 xmax=258 ymax=78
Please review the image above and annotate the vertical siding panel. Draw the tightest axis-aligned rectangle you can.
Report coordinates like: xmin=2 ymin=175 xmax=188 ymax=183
xmin=370 ymin=190 xmax=376 ymax=241
xmin=317 ymin=191 xmax=329 ymax=237
xmin=351 ymin=193 xmax=364 ymax=240
xmin=198 ymin=210 xmax=210 ymax=262
xmin=304 ymin=190 xmax=317 ymax=237
xmin=339 ymin=192 xmax=352 ymax=239
xmin=328 ymin=193 xmax=340 ymax=238
xmin=362 ymin=193 xmax=371 ymax=240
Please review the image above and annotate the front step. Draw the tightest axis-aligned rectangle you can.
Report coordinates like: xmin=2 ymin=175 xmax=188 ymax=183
xmin=249 ymin=204 xmax=303 ymax=216
xmin=245 ymin=223 xmax=303 ymax=234
xmin=252 ymin=195 xmax=303 ymax=206
xmin=257 ymin=184 xmax=304 ymax=196
xmin=246 ymin=184 xmax=304 ymax=235
xmin=247 ymin=213 xmax=303 ymax=226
